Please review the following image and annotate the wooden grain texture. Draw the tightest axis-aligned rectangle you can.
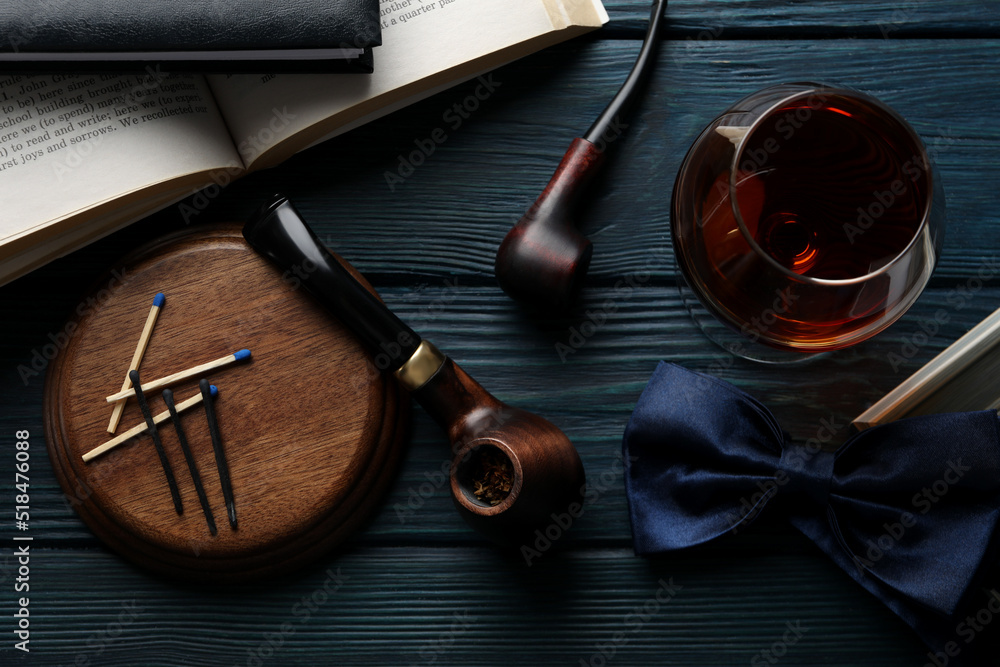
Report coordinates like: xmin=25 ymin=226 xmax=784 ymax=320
xmin=174 ymin=39 xmax=1000 ymax=287
xmin=3 ymin=13 xmax=1000 ymax=667
xmin=43 ymin=226 xmax=408 ymax=581
xmin=9 ymin=546 xmax=925 ymax=666
xmin=603 ymin=0 xmax=1000 ymax=33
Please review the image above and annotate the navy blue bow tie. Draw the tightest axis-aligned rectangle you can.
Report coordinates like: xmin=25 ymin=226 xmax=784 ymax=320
xmin=623 ymin=362 xmax=1000 ymax=662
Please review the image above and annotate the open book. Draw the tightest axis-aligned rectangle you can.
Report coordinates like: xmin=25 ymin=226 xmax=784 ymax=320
xmin=0 ymin=0 xmax=608 ymax=286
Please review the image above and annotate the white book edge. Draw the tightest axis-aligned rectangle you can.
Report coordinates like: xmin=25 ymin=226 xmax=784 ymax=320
xmin=852 ymin=306 xmax=1000 ymax=430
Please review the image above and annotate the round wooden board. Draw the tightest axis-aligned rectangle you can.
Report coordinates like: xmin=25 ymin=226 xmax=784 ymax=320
xmin=44 ymin=224 xmax=408 ymax=582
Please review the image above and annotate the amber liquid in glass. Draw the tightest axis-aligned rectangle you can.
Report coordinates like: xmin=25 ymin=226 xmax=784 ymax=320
xmin=695 ymin=101 xmax=929 ymax=347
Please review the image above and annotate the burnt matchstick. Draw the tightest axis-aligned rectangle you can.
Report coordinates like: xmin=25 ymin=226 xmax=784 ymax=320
xmin=163 ymin=389 xmax=217 ymax=536
xmin=108 ymin=292 xmax=165 ymax=433
xmin=84 ymin=386 xmax=218 ymax=462
xmin=105 ymin=349 xmax=251 ymax=403
xmin=201 ymin=378 xmax=236 ymax=529
xmin=130 ymin=370 xmax=183 ymax=515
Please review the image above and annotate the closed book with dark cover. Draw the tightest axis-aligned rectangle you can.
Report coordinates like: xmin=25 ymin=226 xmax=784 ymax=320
xmin=0 ymin=0 xmax=380 ymax=72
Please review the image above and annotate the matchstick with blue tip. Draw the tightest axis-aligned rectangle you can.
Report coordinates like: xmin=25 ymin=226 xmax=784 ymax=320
xmin=105 ymin=349 xmax=250 ymax=403
xmin=130 ymin=370 xmax=183 ymax=515
xmin=163 ymin=388 xmax=218 ymax=536
xmin=201 ymin=378 xmax=237 ymax=530
xmin=243 ymin=196 xmax=586 ymax=548
xmin=83 ymin=385 xmax=218 ymax=462
xmin=108 ymin=292 xmax=165 ymax=433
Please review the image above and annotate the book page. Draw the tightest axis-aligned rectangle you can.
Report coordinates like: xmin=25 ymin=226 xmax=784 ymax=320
xmin=0 ymin=70 xmax=241 ymax=246
xmin=206 ymin=0 xmax=607 ymax=170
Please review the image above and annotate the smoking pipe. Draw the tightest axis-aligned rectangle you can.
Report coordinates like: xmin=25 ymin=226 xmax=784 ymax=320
xmin=243 ymin=197 xmax=586 ymax=547
xmin=494 ymin=0 xmax=668 ymax=309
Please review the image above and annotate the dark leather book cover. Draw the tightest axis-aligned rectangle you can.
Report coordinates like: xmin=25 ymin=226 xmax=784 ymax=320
xmin=0 ymin=0 xmax=381 ymax=72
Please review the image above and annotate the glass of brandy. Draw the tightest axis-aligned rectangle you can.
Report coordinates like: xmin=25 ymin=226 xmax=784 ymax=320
xmin=672 ymin=82 xmax=945 ymax=360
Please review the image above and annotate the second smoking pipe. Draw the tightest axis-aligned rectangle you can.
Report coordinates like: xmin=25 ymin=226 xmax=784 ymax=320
xmin=244 ymin=196 xmax=586 ymax=547
xmin=494 ymin=0 xmax=668 ymax=309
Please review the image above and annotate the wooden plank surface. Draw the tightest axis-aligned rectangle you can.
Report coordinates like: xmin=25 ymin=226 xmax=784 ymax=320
xmin=605 ymin=0 xmax=1000 ymax=33
xmin=2 ymin=7 xmax=1000 ymax=667
xmin=15 ymin=546 xmax=923 ymax=666
xmin=185 ymin=39 xmax=1000 ymax=284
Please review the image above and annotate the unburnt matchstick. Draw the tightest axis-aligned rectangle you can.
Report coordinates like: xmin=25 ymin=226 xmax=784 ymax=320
xmin=108 ymin=292 xmax=165 ymax=434
xmin=201 ymin=378 xmax=237 ymax=530
xmin=83 ymin=385 xmax=218 ymax=462
xmin=130 ymin=370 xmax=183 ymax=515
xmin=105 ymin=349 xmax=251 ymax=403
xmin=163 ymin=389 xmax=217 ymax=536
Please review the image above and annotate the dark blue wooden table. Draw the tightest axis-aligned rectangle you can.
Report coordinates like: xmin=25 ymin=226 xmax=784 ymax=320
xmin=3 ymin=1 xmax=1000 ymax=664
